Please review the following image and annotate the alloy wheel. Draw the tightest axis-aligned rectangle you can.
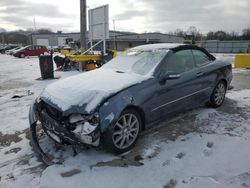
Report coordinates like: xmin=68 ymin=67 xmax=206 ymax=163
xmin=214 ymin=82 xmax=226 ymax=106
xmin=112 ymin=113 xmax=140 ymax=149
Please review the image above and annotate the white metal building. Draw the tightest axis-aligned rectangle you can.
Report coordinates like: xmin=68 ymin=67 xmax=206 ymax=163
xmin=30 ymin=31 xmax=184 ymax=51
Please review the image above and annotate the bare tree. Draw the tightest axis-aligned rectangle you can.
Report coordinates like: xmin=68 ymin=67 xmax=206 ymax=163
xmin=242 ymin=28 xmax=250 ymax=40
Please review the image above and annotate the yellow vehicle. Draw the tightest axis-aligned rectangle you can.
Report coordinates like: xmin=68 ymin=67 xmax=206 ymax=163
xmin=65 ymin=49 xmax=117 ymax=71
xmin=60 ymin=47 xmax=77 ymax=56
xmin=234 ymin=54 xmax=250 ymax=68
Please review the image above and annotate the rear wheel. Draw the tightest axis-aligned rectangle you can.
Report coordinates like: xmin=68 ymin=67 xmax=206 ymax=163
xmin=209 ymin=81 xmax=226 ymax=107
xmin=102 ymin=109 xmax=142 ymax=154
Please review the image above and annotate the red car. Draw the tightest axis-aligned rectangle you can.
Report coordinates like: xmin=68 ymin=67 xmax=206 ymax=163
xmin=13 ymin=45 xmax=48 ymax=58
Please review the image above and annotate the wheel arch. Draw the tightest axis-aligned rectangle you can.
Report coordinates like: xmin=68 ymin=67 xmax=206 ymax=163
xmin=218 ymin=78 xmax=228 ymax=89
xmin=100 ymin=104 xmax=145 ymax=154
xmin=123 ymin=105 xmax=146 ymax=131
xmin=99 ymin=89 xmax=147 ymax=133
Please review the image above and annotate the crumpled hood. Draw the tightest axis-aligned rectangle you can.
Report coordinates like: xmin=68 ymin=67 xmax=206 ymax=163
xmin=41 ymin=68 xmax=146 ymax=114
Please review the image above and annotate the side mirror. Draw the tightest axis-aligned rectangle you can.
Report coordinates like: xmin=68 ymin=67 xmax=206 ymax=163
xmin=159 ymin=71 xmax=181 ymax=84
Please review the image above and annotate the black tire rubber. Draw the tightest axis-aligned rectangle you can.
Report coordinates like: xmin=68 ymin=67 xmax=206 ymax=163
xmin=101 ymin=108 xmax=142 ymax=154
xmin=209 ymin=81 xmax=226 ymax=108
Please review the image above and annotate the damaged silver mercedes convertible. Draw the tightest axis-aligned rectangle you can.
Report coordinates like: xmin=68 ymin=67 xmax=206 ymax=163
xmin=29 ymin=43 xmax=232 ymax=163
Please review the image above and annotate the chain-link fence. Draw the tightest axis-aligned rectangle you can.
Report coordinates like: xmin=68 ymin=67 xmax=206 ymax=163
xmin=200 ymin=40 xmax=250 ymax=53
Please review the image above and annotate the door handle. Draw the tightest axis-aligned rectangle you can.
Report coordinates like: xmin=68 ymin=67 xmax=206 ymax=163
xmin=196 ymin=72 xmax=204 ymax=77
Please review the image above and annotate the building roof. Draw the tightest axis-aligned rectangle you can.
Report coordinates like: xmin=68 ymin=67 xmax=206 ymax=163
xmin=30 ymin=31 xmax=183 ymax=39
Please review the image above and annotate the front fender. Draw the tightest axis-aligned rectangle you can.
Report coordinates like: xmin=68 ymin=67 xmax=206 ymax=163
xmin=99 ymin=90 xmax=134 ymax=132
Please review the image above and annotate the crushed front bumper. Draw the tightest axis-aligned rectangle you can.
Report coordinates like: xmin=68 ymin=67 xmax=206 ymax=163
xmin=39 ymin=110 xmax=100 ymax=146
xmin=29 ymin=101 xmax=100 ymax=165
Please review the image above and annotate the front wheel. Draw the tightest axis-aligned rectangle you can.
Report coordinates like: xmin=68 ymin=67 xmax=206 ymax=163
xmin=209 ymin=81 xmax=226 ymax=108
xmin=20 ymin=53 xmax=25 ymax=58
xmin=102 ymin=109 xmax=142 ymax=154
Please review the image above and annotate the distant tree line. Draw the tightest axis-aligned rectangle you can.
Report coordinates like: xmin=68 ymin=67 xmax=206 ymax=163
xmin=168 ymin=26 xmax=250 ymax=41
xmin=206 ymin=28 xmax=250 ymax=40
xmin=1 ymin=26 xmax=250 ymax=45
xmin=0 ymin=28 xmax=54 ymax=45
xmin=0 ymin=32 xmax=28 ymax=44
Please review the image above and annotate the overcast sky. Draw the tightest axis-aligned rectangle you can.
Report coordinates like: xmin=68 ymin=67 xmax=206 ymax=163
xmin=0 ymin=0 xmax=249 ymax=34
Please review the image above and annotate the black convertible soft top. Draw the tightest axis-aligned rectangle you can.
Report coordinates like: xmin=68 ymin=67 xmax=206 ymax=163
xmin=171 ymin=44 xmax=216 ymax=61
xmin=132 ymin=43 xmax=216 ymax=61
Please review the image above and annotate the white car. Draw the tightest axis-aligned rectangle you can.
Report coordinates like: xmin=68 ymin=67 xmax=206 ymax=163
xmin=6 ymin=47 xmax=21 ymax=55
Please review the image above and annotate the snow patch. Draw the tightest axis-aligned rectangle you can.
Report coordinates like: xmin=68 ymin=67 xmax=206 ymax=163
xmin=104 ymin=113 xmax=114 ymax=122
xmin=227 ymin=89 xmax=250 ymax=107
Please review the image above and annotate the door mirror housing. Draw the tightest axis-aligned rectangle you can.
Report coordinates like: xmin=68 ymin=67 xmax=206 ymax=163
xmin=159 ymin=71 xmax=181 ymax=83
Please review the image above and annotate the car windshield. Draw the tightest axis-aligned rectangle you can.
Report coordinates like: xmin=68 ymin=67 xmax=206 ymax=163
xmin=102 ymin=49 xmax=168 ymax=75
xmin=18 ymin=46 xmax=29 ymax=50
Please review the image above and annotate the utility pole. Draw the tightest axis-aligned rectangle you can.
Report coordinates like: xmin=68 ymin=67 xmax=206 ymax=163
xmin=1 ymin=34 xmax=4 ymax=46
xmin=80 ymin=0 xmax=87 ymax=53
xmin=33 ymin=17 xmax=37 ymax=32
xmin=113 ymin=19 xmax=116 ymax=50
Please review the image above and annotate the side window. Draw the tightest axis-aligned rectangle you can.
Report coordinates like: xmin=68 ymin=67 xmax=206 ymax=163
xmin=192 ymin=50 xmax=210 ymax=67
xmin=164 ymin=50 xmax=195 ymax=74
xmin=28 ymin=46 xmax=34 ymax=50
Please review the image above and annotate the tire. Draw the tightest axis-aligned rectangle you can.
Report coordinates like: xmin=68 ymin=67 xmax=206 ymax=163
xmin=209 ymin=81 xmax=227 ymax=108
xmin=101 ymin=108 xmax=142 ymax=154
xmin=20 ymin=53 xmax=25 ymax=58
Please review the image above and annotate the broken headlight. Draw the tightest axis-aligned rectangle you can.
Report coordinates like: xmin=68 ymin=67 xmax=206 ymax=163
xmin=69 ymin=114 xmax=85 ymax=124
xmin=69 ymin=112 xmax=99 ymax=125
xmin=73 ymin=120 xmax=100 ymax=145
xmin=88 ymin=112 xmax=100 ymax=125
xmin=68 ymin=113 xmax=100 ymax=143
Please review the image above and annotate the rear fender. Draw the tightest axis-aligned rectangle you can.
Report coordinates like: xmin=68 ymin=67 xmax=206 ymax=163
xmin=215 ymin=64 xmax=232 ymax=89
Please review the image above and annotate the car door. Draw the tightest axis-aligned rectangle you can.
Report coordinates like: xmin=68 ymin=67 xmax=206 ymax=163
xmin=192 ymin=49 xmax=217 ymax=100
xmin=34 ymin=46 xmax=40 ymax=56
xmin=27 ymin=46 xmax=35 ymax=56
xmin=149 ymin=49 xmax=204 ymax=123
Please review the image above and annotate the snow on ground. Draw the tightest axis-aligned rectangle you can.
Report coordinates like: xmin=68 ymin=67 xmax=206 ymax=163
xmin=0 ymin=54 xmax=250 ymax=188
xmin=0 ymin=55 xmax=78 ymax=134
xmin=213 ymin=53 xmax=236 ymax=63
xmin=233 ymin=68 xmax=250 ymax=74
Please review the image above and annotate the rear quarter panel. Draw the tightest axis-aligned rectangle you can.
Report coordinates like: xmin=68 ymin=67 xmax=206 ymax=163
xmin=201 ymin=60 xmax=232 ymax=100
xmin=209 ymin=60 xmax=232 ymax=88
